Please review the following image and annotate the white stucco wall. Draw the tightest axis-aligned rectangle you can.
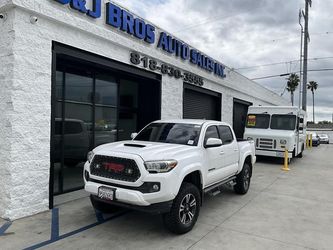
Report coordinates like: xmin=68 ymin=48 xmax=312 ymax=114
xmin=0 ymin=0 xmax=289 ymax=220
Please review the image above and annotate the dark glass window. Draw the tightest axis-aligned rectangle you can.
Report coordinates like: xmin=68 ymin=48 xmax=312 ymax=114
xmin=135 ymin=123 xmax=201 ymax=146
xmin=271 ymin=115 xmax=296 ymax=130
xmin=218 ymin=125 xmax=234 ymax=145
xmin=204 ymin=126 xmax=219 ymax=144
xmin=65 ymin=73 xmax=93 ymax=103
xmin=95 ymin=76 xmax=117 ymax=106
xmin=246 ymin=114 xmax=270 ymax=129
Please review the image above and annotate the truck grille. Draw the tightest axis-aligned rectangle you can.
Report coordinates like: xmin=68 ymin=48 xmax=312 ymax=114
xmin=258 ymin=138 xmax=276 ymax=149
xmin=90 ymin=155 xmax=141 ymax=182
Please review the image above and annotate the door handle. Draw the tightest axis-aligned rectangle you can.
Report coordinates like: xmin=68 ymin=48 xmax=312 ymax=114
xmin=220 ymin=151 xmax=225 ymax=155
xmin=234 ymin=149 xmax=239 ymax=152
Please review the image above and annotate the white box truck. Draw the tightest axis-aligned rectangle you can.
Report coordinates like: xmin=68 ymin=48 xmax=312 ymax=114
xmin=243 ymin=106 xmax=306 ymax=161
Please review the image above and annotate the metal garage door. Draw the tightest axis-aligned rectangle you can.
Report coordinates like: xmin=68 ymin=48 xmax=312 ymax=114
xmin=183 ymin=84 xmax=221 ymax=121
xmin=233 ymin=98 xmax=252 ymax=139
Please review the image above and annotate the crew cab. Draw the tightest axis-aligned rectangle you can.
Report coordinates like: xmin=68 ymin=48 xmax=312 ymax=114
xmin=84 ymin=119 xmax=256 ymax=234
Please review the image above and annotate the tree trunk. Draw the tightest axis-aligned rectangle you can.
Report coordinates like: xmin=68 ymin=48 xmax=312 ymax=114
xmin=291 ymin=92 xmax=294 ymax=106
xmin=312 ymin=91 xmax=315 ymax=123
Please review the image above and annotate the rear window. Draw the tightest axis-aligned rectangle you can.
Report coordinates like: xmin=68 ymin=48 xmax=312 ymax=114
xmin=246 ymin=114 xmax=270 ymax=129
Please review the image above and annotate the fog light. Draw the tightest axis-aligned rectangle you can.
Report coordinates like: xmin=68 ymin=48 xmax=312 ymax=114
xmin=152 ymin=184 xmax=159 ymax=191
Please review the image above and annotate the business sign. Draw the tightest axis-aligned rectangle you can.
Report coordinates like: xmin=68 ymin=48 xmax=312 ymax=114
xmin=54 ymin=0 xmax=226 ymax=78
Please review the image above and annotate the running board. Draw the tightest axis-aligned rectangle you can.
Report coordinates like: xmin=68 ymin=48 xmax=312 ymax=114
xmin=203 ymin=176 xmax=236 ymax=194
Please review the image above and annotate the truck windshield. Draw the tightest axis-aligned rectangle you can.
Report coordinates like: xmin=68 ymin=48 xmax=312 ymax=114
xmin=246 ymin=114 xmax=270 ymax=129
xmin=134 ymin=123 xmax=201 ymax=146
xmin=270 ymin=115 xmax=296 ymax=130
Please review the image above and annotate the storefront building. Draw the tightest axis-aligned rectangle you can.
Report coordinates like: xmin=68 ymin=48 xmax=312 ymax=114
xmin=0 ymin=1 xmax=289 ymax=220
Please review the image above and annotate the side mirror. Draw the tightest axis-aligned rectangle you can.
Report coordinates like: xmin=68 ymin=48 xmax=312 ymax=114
xmin=205 ymin=138 xmax=223 ymax=148
xmin=131 ymin=133 xmax=138 ymax=139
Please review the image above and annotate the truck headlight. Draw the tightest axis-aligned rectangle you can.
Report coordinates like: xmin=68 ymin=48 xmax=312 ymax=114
xmin=87 ymin=151 xmax=94 ymax=163
xmin=247 ymin=137 xmax=253 ymax=141
xmin=144 ymin=160 xmax=178 ymax=173
xmin=280 ymin=139 xmax=287 ymax=145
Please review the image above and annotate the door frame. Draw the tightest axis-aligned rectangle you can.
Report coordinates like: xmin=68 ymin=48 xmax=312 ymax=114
xmin=50 ymin=42 xmax=161 ymax=208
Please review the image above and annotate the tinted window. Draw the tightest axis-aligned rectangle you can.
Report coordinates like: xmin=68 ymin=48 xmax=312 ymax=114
xmin=135 ymin=123 xmax=201 ymax=146
xmin=246 ymin=114 xmax=270 ymax=129
xmin=271 ymin=115 xmax=296 ymax=130
xmin=218 ymin=126 xmax=234 ymax=145
xmin=55 ymin=121 xmax=83 ymax=135
xmin=204 ymin=126 xmax=219 ymax=144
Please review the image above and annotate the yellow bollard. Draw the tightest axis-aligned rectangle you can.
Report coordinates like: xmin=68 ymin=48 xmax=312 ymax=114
xmin=282 ymin=149 xmax=290 ymax=171
xmin=310 ymin=134 xmax=313 ymax=149
xmin=306 ymin=134 xmax=309 ymax=149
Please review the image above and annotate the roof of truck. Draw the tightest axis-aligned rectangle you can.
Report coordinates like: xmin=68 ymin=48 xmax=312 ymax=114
xmin=152 ymin=119 xmax=229 ymax=126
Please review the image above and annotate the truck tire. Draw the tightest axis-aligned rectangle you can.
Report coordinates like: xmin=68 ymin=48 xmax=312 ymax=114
xmin=163 ymin=182 xmax=200 ymax=234
xmin=90 ymin=195 xmax=119 ymax=214
xmin=234 ymin=163 xmax=251 ymax=195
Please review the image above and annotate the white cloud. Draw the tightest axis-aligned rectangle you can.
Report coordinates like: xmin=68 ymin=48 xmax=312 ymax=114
xmin=112 ymin=0 xmax=333 ymax=121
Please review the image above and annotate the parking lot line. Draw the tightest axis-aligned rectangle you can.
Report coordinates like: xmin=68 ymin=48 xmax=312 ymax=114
xmin=0 ymin=221 xmax=12 ymax=236
xmin=51 ymin=208 xmax=59 ymax=241
xmin=23 ymin=210 xmax=129 ymax=250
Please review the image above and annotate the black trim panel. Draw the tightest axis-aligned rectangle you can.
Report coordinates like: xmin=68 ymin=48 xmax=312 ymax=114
xmin=89 ymin=178 xmax=159 ymax=193
xmin=91 ymin=195 xmax=173 ymax=214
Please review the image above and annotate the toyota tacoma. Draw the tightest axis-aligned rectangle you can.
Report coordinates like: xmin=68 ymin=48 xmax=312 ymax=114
xmin=84 ymin=119 xmax=256 ymax=234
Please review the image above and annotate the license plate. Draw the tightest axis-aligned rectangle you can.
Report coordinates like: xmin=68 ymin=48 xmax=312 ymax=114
xmin=98 ymin=186 xmax=115 ymax=201
xmin=276 ymin=152 xmax=284 ymax=157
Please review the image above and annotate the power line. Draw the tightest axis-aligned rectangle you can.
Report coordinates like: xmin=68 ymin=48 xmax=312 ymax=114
xmin=268 ymin=31 xmax=333 ymax=43
xmin=251 ymin=68 xmax=333 ymax=80
xmin=235 ymin=56 xmax=333 ymax=70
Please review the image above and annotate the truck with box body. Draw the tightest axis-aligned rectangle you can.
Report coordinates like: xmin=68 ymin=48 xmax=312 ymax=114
xmin=244 ymin=106 xmax=306 ymax=161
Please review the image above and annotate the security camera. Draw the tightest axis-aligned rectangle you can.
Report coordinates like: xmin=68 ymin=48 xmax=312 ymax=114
xmin=30 ymin=15 xmax=38 ymax=24
xmin=0 ymin=13 xmax=7 ymax=20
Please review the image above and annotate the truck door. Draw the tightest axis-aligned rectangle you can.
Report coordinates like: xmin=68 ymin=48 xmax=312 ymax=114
xmin=204 ymin=125 xmax=225 ymax=186
xmin=218 ymin=125 xmax=239 ymax=176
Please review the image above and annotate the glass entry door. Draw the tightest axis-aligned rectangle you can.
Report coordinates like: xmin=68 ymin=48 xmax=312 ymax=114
xmin=53 ymin=65 xmax=118 ymax=194
xmin=52 ymin=54 xmax=161 ymax=196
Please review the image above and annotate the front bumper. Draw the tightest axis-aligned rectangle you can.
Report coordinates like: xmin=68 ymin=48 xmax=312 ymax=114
xmin=256 ymin=149 xmax=292 ymax=158
xmin=84 ymin=156 xmax=177 ymax=208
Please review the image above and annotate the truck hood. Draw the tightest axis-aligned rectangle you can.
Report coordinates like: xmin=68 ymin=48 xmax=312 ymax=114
xmin=93 ymin=140 xmax=199 ymax=161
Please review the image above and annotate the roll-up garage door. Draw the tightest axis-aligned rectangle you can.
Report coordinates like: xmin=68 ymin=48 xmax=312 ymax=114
xmin=233 ymin=98 xmax=252 ymax=139
xmin=183 ymin=84 xmax=221 ymax=121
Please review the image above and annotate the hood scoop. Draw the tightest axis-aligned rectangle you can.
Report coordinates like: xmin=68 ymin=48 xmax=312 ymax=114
xmin=123 ymin=143 xmax=146 ymax=148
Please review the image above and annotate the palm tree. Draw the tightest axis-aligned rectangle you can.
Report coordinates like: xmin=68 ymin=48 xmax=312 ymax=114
xmin=286 ymin=73 xmax=300 ymax=106
xmin=307 ymin=81 xmax=318 ymax=123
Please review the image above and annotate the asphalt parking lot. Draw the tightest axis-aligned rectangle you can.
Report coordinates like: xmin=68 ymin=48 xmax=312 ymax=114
xmin=1 ymin=144 xmax=332 ymax=250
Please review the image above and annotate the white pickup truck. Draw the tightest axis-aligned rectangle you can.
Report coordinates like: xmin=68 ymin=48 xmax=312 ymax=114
xmin=84 ymin=119 xmax=256 ymax=234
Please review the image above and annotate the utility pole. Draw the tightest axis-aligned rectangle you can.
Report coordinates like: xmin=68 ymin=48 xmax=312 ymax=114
xmin=299 ymin=9 xmax=304 ymax=109
xmin=302 ymin=0 xmax=312 ymax=111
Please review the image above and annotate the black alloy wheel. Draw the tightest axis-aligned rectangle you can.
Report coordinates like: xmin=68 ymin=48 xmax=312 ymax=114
xmin=163 ymin=182 xmax=201 ymax=234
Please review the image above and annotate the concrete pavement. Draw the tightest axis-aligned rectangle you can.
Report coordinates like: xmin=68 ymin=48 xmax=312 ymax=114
xmin=0 ymin=144 xmax=332 ymax=250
